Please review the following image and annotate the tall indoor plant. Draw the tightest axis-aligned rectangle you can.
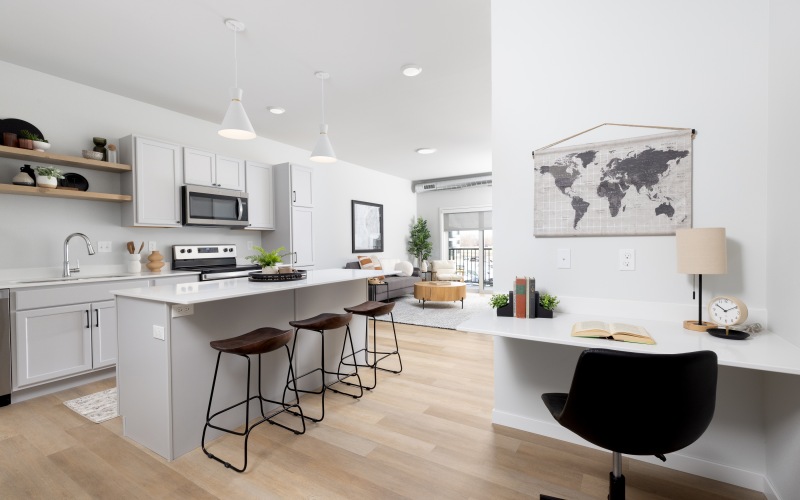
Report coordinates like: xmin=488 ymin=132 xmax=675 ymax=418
xmin=408 ymin=217 xmax=433 ymax=272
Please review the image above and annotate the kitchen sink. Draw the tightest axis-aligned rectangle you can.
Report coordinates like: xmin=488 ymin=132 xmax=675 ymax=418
xmin=12 ymin=274 xmax=132 ymax=284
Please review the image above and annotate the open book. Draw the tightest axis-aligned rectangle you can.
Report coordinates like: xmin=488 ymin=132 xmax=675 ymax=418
xmin=571 ymin=321 xmax=655 ymax=345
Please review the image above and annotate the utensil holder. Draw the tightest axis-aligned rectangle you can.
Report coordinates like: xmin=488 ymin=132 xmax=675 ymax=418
xmin=125 ymin=254 xmax=142 ymax=273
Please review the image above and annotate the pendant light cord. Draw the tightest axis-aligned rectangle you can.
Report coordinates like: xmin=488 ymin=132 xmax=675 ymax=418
xmin=233 ymin=27 xmax=238 ymax=89
xmin=320 ymin=76 xmax=325 ymax=124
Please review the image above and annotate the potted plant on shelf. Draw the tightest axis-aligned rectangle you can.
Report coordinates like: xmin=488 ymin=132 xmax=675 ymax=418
xmin=33 ymin=166 xmax=64 ymax=189
xmin=20 ymin=130 xmax=50 ymax=152
xmin=490 ymin=293 xmax=513 ymax=317
xmin=537 ymin=293 xmax=560 ymax=318
xmin=246 ymin=246 xmax=286 ymax=274
xmin=408 ymin=217 xmax=433 ymax=273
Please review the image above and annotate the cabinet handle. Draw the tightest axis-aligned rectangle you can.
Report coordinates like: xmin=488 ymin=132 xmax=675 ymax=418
xmin=292 ymin=191 xmax=296 ymax=203
xmin=94 ymin=308 xmax=99 ymax=328
xmin=85 ymin=310 xmax=90 ymax=328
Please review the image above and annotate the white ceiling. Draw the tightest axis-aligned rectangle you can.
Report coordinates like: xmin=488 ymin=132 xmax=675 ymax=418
xmin=0 ymin=0 xmax=491 ymax=181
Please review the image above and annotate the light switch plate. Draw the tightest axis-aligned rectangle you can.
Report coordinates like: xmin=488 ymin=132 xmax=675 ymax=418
xmin=152 ymin=325 xmax=165 ymax=340
xmin=557 ymin=248 xmax=571 ymax=269
xmin=148 ymin=241 xmax=157 ymax=251
xmin=97 ymin=241 xmax=112 ymax=253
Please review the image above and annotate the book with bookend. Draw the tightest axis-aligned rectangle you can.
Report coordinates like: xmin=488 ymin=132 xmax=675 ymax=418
xmin=571 ymin=321 xmax=656 ymax=345
xmin=515 ymin=277 xmax=527 ymax=318
xmin=527 ymin=277 xmax=537 ymax=318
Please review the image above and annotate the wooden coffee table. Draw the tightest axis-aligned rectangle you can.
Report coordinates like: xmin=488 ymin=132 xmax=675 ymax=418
xmin=413 ymin=281 xmax=467 ymax=309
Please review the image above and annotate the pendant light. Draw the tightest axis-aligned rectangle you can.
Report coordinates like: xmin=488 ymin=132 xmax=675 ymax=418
xmin=219 ymin=19 xmax=256 ymax=140
xmin=310 ymin=71 xmax=336 ymax=163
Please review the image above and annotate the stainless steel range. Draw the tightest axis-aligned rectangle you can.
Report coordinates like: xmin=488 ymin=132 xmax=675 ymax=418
xmin=172 ymin=244 xmax=260 ymax=281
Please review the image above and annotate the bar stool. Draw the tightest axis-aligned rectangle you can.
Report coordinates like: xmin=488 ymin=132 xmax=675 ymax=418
xmin=340 ymin=301 xmax=402 ymax=390
xmin=201 ymin=327 xmax=305 ymax=473
xmin=286 ymin=312 xmax=363 ymax=422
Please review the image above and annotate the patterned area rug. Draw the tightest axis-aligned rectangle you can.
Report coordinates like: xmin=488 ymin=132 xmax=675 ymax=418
xmin=377 ymin=292 xmax=492 ymax=330
xmin=64 ymin=387 xmax=118 ymax=423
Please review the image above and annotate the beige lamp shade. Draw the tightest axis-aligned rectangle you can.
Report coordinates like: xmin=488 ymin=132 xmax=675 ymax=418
xmin=676 ymin=228 xmax=727 ymax=275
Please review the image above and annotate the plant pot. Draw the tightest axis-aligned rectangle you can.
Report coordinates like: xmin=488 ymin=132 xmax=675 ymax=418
xmin=35 ymin=174 xmax=58 ymax=189
xmin=419 ymin=260 xmax=428 ymax=273
xmin=497 ymin=303 xmax=513 ymax=317
xmin=261 ymin=266 xmax=279 ymax=274
xmin=2 ymin=132 xmax=17 ymax=147
xmin=32 ymin=140 xmax=50 ymax=152
xmin=537 ymin=306 xmax=554 ymax=318
xmin=18 ymin=138 xmax=34 ymax=150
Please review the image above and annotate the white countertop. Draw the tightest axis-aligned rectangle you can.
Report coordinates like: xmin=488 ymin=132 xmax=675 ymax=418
xmin=0 ymin=267 xmax=199 ymax=289
xmin=111 ymin=268 xmax=387 ymax=305
xmin=457 ymin=311 xmax=800 ymax=376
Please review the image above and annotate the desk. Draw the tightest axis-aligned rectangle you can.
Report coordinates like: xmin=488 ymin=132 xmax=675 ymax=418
xmin=457 ymin=311 xmax=800 ymax=498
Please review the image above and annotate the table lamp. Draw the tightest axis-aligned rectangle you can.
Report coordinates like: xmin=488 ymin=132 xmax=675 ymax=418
xmin=676 ymin=228 xmax=727 ymax=331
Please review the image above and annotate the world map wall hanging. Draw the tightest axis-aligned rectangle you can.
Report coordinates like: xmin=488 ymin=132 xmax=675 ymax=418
xmin=533 ymin=129 xmax=693 ymax=236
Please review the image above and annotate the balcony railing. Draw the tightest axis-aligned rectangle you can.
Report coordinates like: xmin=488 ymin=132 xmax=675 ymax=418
xmin=448 ymin=247 xmax=493 ymax=286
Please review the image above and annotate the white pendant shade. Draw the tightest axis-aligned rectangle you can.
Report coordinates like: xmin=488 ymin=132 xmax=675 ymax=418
xmin=310 ymin=124 xmax=336 ymax=163
xmin=219 ymin=87 xmax=256 ymax=140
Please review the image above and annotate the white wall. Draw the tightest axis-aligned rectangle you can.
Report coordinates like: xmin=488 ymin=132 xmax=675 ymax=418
xmin=492 ymin=0 xmax=769 ymax=320
xmin=0 ymin=61 xmax=415 ymax=272
xmin=416 ymin=186 xmax=492 ymax=260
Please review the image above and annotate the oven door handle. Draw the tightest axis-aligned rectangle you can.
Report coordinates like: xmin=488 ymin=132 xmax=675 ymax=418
xmin=237 ymin=198 xmax=244 ymax=221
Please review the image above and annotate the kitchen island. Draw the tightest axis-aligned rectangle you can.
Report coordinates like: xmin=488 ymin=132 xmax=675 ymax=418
xmin=112 ymin=268 xmax=385 ymax=460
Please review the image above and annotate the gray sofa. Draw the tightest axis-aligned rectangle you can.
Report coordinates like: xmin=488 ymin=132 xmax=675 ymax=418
xmin=345 ymin=261 xmax=421 ymax=301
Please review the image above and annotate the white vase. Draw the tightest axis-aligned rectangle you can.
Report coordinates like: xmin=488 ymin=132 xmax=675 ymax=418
xmin=261 ymin=266 xmax=278 ymax=274
xmin=125 ymin=254 xmax=142 ymax=273
xmin=32 ymin=141 xmax=50 ymax=152
xmin=420 ymin=260 xmax=428 ymax=273
xmin=35 ymin=174 xmax=57 ymax=189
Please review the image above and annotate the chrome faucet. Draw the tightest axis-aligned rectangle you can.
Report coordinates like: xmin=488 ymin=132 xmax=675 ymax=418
xmin=63 ymin=233 xmax=96 ymax=277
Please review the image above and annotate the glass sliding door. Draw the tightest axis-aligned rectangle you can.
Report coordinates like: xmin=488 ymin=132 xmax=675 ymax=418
xmin=442 ymin=209 xmax=492 ymax=293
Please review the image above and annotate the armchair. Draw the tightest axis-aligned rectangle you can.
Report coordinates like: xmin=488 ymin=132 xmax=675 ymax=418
xmin=430 ymin=260 xmax=464 ymax=281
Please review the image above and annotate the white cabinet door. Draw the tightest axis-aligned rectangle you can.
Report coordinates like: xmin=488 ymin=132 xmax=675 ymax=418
xmin=92 ymin=300 xmax=117 ymax=369
xmin=216 ymin=155 xmax=246 ymax=191
xmin=245 ymin=161 xmax=274 ymax=230
xmin=14 ymin=304 xmax=92 ymax=389
xmin=183 ymin=147 xmax=215 ymax=187
xmin=135 ymin=137 xmax=183 ymax=227
xmin=291 ymin=164 xmax=313 ymax=207
xmin=292 ymin=206 xmax=315 ymax=267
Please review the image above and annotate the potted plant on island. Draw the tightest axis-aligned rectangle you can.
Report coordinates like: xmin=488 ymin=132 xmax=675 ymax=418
xmin=490 ymin=293 xmax=513 ymax=317
xmin=246 ymin=245 xmax=286 ymax=274
xmin=408 ymin=217 xmax=433 ymax=273
xmin=34 ymin=166 xmax=64 ymax=189
xmin=20 ymin=130 xmax=50 ymax=152
xmin=537 ymin=292 xmax=560 ymax=318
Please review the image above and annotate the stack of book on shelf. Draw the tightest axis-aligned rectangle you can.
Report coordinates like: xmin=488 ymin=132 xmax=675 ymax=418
xmin=512 ymin=276 xmax=539 ymax=318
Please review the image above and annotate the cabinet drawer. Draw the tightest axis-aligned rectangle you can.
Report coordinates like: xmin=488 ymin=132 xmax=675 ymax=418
xmin=13 ymin=279 xmax=150 ymax=311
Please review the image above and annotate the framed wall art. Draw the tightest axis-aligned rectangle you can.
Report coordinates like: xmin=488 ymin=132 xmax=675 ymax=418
xmin=352 ymin=200 xmax=384 ymax=253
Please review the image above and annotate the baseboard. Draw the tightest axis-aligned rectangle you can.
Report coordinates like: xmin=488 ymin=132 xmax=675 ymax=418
xmin=492 ymin=409 xmax=768 ymax=494
xmin=10 ymin=367 xmax=116 ymax=404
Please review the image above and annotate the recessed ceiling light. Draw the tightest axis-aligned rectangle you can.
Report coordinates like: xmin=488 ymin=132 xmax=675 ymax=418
xmin=266 ymin=106 xmax=286 ymax=115
xmin=402 ymin=64 xmax=422 ymax=77
xmin=416 ymin=147 xmax=437 ymax=155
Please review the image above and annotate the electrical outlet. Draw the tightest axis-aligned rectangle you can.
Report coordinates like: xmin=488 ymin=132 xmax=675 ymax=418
xmin=152 ymin=325 xmax=165 ymax=340
xmin=171 ymin=304 xmax=194 ymax=318
xmin=97 ymin=241 xmax=112 ymax=253
xmin=557 ymin=248 xmax=571 ymax=269
xmin=148 ymin=241 xmax=157 ymax=251
xmin=619 ymin=249 xmax=635 ymax=271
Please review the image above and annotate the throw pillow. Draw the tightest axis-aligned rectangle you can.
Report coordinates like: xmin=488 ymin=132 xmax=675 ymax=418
xmin=357 ymin=255 xmax=384 ymax=280
xmin=395 ymin=260 xmax=413 ymax=277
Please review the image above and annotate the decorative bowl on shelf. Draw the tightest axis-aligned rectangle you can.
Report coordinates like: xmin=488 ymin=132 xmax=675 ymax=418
xmin=32 ymin=140 xmax=50 ymax=152
xmin=82 ymin=149 xmax=103 ymax=160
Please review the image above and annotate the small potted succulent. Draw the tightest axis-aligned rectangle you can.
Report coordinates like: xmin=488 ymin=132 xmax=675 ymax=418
xmin=537 ymin=292 xmax=560 ymax=318
xmin=490 ymin=293 xmax=513 ymax=317
xmin=246 ymin=246 xmax=286 ymax=274
xmin=19 ymin=130 xmax=49 ymax=152
xmin=34 ymin=166 xmax=64 ymax=189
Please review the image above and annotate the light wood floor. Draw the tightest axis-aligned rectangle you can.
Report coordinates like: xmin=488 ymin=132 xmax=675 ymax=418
xmin=0 ymin=322 xmax=765 ymax=499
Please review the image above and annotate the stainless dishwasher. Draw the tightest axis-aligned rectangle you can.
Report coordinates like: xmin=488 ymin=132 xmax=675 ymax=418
xmin=1 ymin=289 xmax=9 ymax=406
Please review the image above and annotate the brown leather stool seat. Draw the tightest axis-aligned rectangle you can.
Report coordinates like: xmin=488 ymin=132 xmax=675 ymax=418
xmin=286 ymin=311 xmax=363 ymax=423
xmin=201 ymin=326 xmax=305 ymax=473
xmin=340 ymin=301 xmax=402 ymax=390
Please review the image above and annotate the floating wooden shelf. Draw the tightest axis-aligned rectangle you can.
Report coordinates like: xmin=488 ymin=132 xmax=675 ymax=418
xmin=0 ymin=184 xmax=132 ymax=202
xmin=0 ymin=144 xmax=131 ymax=172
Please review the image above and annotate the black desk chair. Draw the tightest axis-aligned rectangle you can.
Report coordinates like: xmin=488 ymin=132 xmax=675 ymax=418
xmin=541 ymin=348 xmax=718 ymax=500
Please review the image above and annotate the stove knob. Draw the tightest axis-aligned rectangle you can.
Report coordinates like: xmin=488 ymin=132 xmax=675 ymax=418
xmin=180 ymin=249 xmax=185 ymax=253
xmin=187 ymin=249 xmax=192 ymax=253
xmin=223 ymin=248 xmax=229 ymax=252
xmin=228 ymin=247 xmax=234 ymax=253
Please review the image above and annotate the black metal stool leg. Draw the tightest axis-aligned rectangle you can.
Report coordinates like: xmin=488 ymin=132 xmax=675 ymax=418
xmin=376 ymin=312 xmax=403 ymax=374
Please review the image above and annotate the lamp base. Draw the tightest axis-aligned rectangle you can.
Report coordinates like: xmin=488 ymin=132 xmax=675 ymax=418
xmin=683 ymin=320 xmax=716 ymax=332
xmin=707 ymin=328 xmax=750 ymax=340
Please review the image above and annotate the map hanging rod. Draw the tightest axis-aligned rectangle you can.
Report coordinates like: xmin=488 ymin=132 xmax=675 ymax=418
xmin=532 ymin=122 xmax=696 ymax=157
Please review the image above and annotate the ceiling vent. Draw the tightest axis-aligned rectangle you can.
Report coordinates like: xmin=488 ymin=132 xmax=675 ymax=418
xmin=412 ymin=173 xmax=492 ymax=193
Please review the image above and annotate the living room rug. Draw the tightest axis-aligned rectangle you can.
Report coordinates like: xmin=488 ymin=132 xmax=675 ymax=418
xmin=376 ymin=292 xmax=492 ymax=330
xmin=63 ymin=387 xmax=118 ymax=423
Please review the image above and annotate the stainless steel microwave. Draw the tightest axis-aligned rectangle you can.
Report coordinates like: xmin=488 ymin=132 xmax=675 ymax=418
xmin=182 ymin=185 xmax=249 ymax=227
